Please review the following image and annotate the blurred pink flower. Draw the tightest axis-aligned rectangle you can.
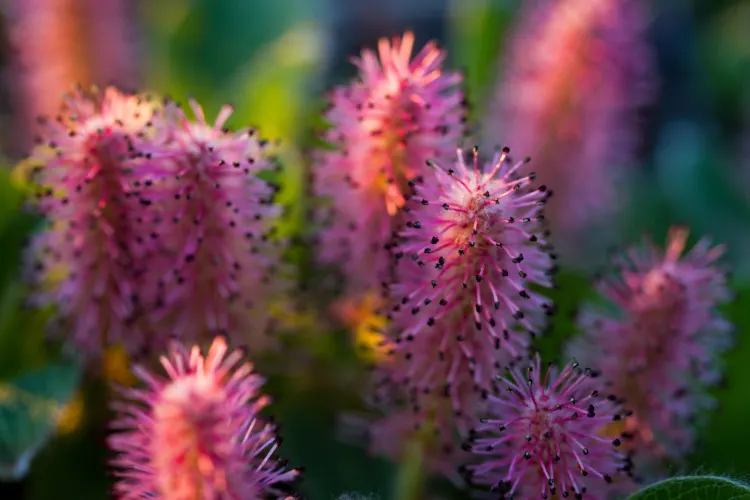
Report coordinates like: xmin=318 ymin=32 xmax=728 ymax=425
xmin=109 ymin=336 xmax=300 ymax=499
xmin=5 ymin=0 xmax=90 ymax=154
xmin=568 ymin=228 xmax=732 ymax=462
xmin=314 ymin=31 xmax=466 ymax=295
xmin=25 ymin=86 xmax=164 ymax=356
xmin=137 ymin=98 xmax=290 ymax=351
xmin=5 ymin=0 xmax=140 ymax=155
xmin=466 ymin=355 xmax=633 ymax=499
xmin=486 ymin=0 xmax=655 ymax=242
xmin=384 ymin=147 xmax=555 ymax=433
xmin=82 ymin=0 xmax=140 ymax=89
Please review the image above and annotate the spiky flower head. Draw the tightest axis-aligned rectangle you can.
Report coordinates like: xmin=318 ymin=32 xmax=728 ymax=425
xmin=486 ymin=0 xmax=655 ymax=245
xmin=24 ymin=85 xmax=164 ymax=356
xmin=568 ymin=228 xmax=732 ymax=461
xmin=136 ymin=98 xmax=289 ymax=351
xmin=466 ymin=355 xmax=632 ymax=499
xmin=314 ymin=31 xmax=466 ymax=294
xmin=109 ymin=336 xmax=300 ymax=499
xmin=384 ymin=147 xmax=555 ymax=432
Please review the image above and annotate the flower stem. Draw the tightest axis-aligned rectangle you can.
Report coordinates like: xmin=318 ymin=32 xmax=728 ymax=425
xmin=392 ymin=437 xmax=425 ymax=500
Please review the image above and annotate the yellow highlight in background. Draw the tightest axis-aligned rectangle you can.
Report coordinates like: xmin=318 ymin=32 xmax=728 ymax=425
xmin=333 ymin=292 xmax=394 ymax=363
xmin=599 ymin=418 xmax=626 ymax=439
xmin=103 ymin=344 xmax=136 ymax=387
xmin=55 ymin=391 xmax=84 ymax=435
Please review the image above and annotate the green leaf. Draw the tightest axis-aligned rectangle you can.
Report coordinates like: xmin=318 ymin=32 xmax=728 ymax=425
xmin=447 ymin=0 xmax=517 ymax=121
xmin=628 ymin=476 xmax=750 ymax=500
xmin=688 ymin=284 xmax=750 ymax=474
xmin=0 ymin=168 xmax=48 ymax=380
xmin=139 ymin=0 xmax=197 ymax=101
xmin=142 ymin=0 xmax=328 ymax=109
xmin=0 ymin=282 xmax=54 ymax=380
xmin=0 ymin=167 xmax=41 ymax=292
xmin=225 ymin=23 xmax=327 ymax=269
xmin=24 ymin=377 xmax=111 ymax=500
xmin=0 ymin=360 xmax=81 ymax=480
xmin=0 ymin=166 xmax=22 ymax=233
xmin=225 ymin=23 xmax=326 ymax=139
xmin=391 ymin=438 xmax=424 ymax=500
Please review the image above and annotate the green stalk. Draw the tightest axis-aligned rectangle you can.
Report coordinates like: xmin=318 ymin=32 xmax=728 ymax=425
xmin=392 ymin=437 xmax=425 ymax=500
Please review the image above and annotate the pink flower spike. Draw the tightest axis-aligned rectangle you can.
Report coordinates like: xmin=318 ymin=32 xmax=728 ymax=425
xmin=108 ymin=336 xmax=300 ymax=499
xmin=569 ymin=227 xmax=732 ymax=462
xmin=385 ymin=146 xmax=555 ymax=431
xmin=25 ymin=85 xmax=166 ymax=357
xmin=138 ymin=97 xmax=290 ymax=350
xmin=486 ymin=0 xmax=657 ymax=250
xmin=314 ymin=31 xmax=466 ymax=295
xmin=466 ymin=355 xmax=632 ymax=499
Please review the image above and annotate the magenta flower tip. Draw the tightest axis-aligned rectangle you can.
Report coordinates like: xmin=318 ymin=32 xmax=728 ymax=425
xmin=108 ymin=336 xmax=300 ymax=499
xmin=314 ymin=31 xmax=466 ymax=294
xmin=467 ymin=354 xmax=631 ymax=499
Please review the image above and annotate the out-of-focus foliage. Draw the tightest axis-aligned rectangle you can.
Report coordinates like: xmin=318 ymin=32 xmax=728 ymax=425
xmin=227 ymin=23 xmax=328 ymax=257
xmin=446 ymin=0 xmax=517 ymax=122
xmin=699 ymin=2 xmax=750 ymax=126
xmin=687 ymin=283 xmax=750 ymax=474
xmin=0 ymin=361 xmax=80 ymax=481
xmin=0 ymin=168 xmax=47 ymax=379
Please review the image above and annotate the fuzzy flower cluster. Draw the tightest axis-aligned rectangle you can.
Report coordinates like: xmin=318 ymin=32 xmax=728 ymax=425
xmin=568 ymin=228 xmax=732 ymax=462
xmin=364 ymin=146 xmax=555 ymax=475
xmin=109 ymin=336 xmax=299 ymax=499
xmin=24 ymin=86 xmax=288 ymax=357
xmin=25 ymin=86 xmax=163 ymax=355
xmin=137 ymin=98 xmax=288 ymax=351
xmin=465 ymin=355 xmax=633 ymax=499
xmin=314 ymin=31 xmax=466 ymax=295
xmin=486 ymin=0 xmax=655 ymax=238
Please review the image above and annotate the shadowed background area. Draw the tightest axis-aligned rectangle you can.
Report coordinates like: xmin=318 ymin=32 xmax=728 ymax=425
xmin=0 ymin=0 xmax=748 ymax=498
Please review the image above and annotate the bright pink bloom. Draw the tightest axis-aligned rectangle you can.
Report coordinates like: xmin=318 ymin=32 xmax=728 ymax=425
xmin=109 ymin=336 xmax=300 ymax=499
xmin=137 ymin=98 xmax=289 ymax=350
xmin=384 ymin=147 xmax=555 ymax=432
xmin=466 ymin=355 xmax=632 ymax=499
xmin=314 ymin=31 xmax=465 ymax=294
xmin=486 ymin=0 xmax=656 ymax=238
xmin=25 ymin=85 xmax=164 ymax=356
xmin=568 ymin=228 xmax=732 ymax=461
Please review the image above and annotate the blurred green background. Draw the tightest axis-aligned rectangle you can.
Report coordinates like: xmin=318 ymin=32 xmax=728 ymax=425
xmin=0 ymin=0 xmax=749 ymax=498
